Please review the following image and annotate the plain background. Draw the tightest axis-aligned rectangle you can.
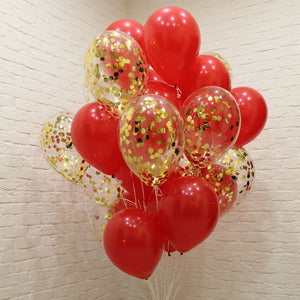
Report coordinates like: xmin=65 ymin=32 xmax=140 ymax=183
xmin=1 ymin=0 xmax=299 ymax=299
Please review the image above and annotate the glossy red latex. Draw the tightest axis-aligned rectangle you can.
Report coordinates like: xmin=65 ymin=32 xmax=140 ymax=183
xmin=231 ymin=87 xmax=267 ymax=146
xmin=145 ymin=80 xmax=181 ymax=110
xmin=179 ymin=55 xmax=231 ymax=104
xmin=106 ymin=19 xmax=145 ymax=51
xmin=104 ymin=209 xmax=164 ymax=279
xmin=158 ymin=176 xmax=219 ymax=252
xmin=71 ymin=102 xmax=123 ymax=175
xmin=144 ymin=6 xmax=200 ymax=85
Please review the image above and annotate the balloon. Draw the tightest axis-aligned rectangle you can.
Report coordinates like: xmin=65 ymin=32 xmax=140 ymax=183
xmin=158 ymin=176 xmax=219 ymax=252
xmin=178 ymin=55 xmax=231 ymax=103
xmin=71 ymin=102 xmax=123 ymax=175
xmin=231 ymin=87 xmax=267 ymax=146
xmin=144 ymin=6 xmax=200 ymax=85
xmin=218 ymin=147 xmax=255 ymax=206
xmin=182 ymin=86 xmax=241 ymax=168
xmin=92 ymin=204 xmax=108 ymax=243
xmin=165 ymin=240 xmax=176 ymax=254
xmin=119 ymin=94 xmax=185 ymax=186
xmin=79 ymin=164 xmax=123 ymax=208
xmin=84 ymin=30 xmax=148 ymax=116
xmin=103 ymin=209 xmax=164 ymax=279
xmin=204 ymin=51 xmax=232 ymax=79
xmin=106 ymin=19 xmax=145 ymax=51
xmin=145 ymin=80 xmax=181 ymax=110
xmin=40 ymin=112 xmax=89 ymax=182
xmin=148 ymin=69 xmax=164 ymax=82
xmin=201 ymin=164 xmax=238 ymax=217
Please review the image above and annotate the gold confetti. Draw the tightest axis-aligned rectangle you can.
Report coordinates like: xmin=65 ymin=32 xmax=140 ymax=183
xmin=40 ymin=112 xmax=89 ymax=182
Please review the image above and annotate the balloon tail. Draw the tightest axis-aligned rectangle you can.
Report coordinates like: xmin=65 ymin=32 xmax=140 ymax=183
xmin=174 ymin=85 xmax=182 ymax=99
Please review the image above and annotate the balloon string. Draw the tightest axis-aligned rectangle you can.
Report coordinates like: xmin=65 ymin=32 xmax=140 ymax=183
xmin=154 ymin=186 xmax=162 ymax=215
xmin=121 ymin=192 xmax=128 ymax=209
xmin=140 ymin=179 xmax=146 ymax=211
xmin=194 ymin=167 xmax=201 ymax=178
xmin=129 ymin=170 xmax=139 ymax=209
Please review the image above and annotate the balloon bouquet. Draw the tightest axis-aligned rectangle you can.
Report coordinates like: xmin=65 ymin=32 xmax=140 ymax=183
xmin=40 ymin=7 xmax=267 ymax=281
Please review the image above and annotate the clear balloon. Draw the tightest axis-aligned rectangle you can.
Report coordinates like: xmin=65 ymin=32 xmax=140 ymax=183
xmin=79 ymin=165 xmax=124 ymax=208
xmin=218 ymin=146 xmax=255 ymax=206
xmin=92 ymin=204 xmax=108 ymax=243
xmin=40 ymin=112 xmax=89 ymax=182
xmin=84 ymin=30 xmax=148 ymax=115
xmin=182 ymin=86 xmax=241 ymax=168
xmin=119 ymin=94 xmax=185 ymax=186
xmin=201 ymin=164 xmax=238 ymax=217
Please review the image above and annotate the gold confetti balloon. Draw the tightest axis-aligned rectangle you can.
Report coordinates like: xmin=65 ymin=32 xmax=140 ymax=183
xmin=218 ymin=146 xmax=255 ymax=206
xmin=84 ymin=30 xmax=149 ymax=115
xmin=40 ymin=112 xmax=89 ymax=182
xmin=119 ymin=94 xmax=185 ymax=186
xmin=182 ymin=86 xmax=241 ymax=168
xmin=92 ymin=204 xmax=108 ymax=244
xmin=79 ymin=165 xmax=124 ymax=208
xmin=201 ymin=164 xmax=238 ymax=217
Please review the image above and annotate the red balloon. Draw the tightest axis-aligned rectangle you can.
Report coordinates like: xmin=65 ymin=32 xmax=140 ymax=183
xmin=106 ymin=19 xmax=145 ymax=51
xmin=145 ymin=80 xmax=181 ymax=110
xmin=103 ymin=209 xmax=164 ymax=279
xmin=201 ymin=165 xmax=238 ymax=217
xmin=71 ymin=102 xmax=123 ymax=175
xmin=148 ymin=69 xmax=164 ymax=82
xmin=164 ymin=240 xmax=176 ymax=254
xmin=231 ymin=87 xmax=267 ymax=146
xmin=144 ymin=6 xmax=200 ymax=85
xmin=158 ymin=176 xmax=219 ymax=252
xmin=178 ymin=55 xmax=231 ymax=103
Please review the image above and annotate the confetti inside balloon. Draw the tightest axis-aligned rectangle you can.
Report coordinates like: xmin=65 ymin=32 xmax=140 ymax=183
xmin=84 ymin=30 xmax=148 ymax=115
xmin=79 ymin=165 xmax=124 ymax=208
xmin=40 ymin=112 xmax=89 ymax=182
xmin=201 ymin=164 xmax=238 ymax=217
xmin=119 ymin=94 xmax=185 ymax=186
xmin=92 ymin=204 xmax=108 ymax=243
xmin=182 ymin=86 xmax=241 ymax=168
xmin=218 ymin=147 xmax=255 ymax=205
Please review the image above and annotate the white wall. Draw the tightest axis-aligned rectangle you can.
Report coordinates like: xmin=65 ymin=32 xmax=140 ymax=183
xmin=127 ymin=0 xmax=300 ymax=299
xmin=1 ymin=0 xmax=300 ymax=299
xmin=1 ymin=1 xmax=129 ymax=299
